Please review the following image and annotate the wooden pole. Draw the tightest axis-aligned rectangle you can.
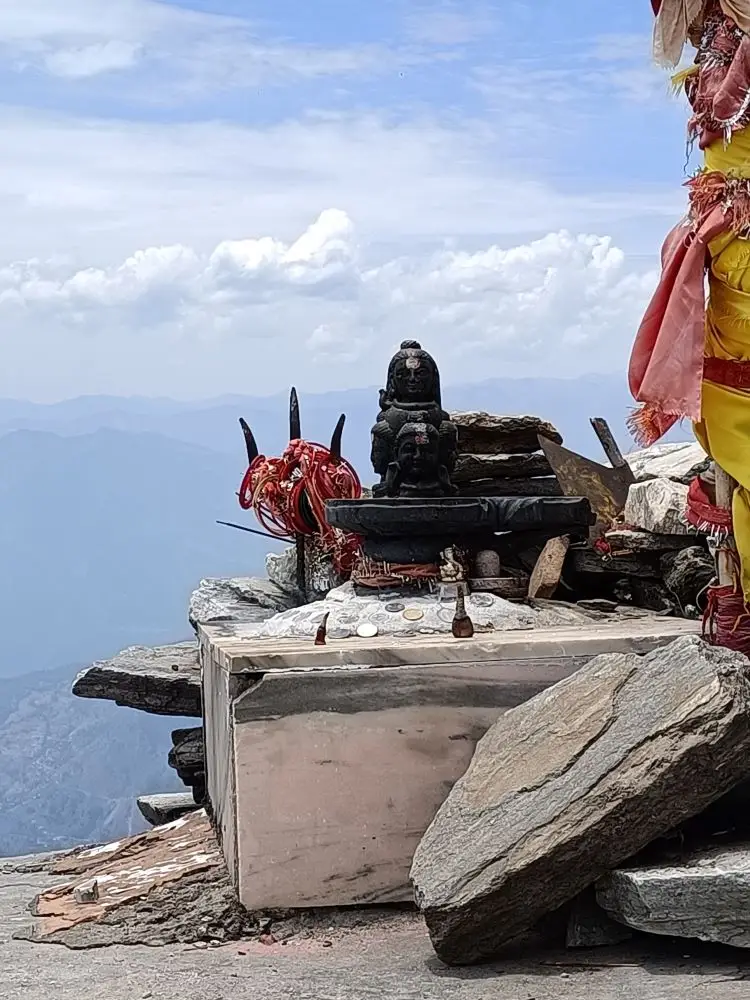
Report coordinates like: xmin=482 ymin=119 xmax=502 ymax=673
xmin=589 ymin=417 xmax=629 ymax=470
xmin=714 ymin=462 xmax=737 ymax=588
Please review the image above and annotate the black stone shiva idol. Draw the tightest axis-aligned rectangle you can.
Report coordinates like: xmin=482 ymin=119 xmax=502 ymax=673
xmin=370 ymin=340 xmax=458 ymax=498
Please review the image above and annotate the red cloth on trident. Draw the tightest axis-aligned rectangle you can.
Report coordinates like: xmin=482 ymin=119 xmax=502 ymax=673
xmin=627 ymin=205 xmax=728 ymax=446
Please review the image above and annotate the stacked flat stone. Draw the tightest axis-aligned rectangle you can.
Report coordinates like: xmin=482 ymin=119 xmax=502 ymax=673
xmin=580 ymin=442 xmax=715 ymax=615
xmin=449 ymin=412 xmax=563 ymax=497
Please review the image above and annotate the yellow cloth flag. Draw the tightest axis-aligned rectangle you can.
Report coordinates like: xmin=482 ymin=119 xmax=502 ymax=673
xmin=694 ymin=128 xmax=750 ymax=599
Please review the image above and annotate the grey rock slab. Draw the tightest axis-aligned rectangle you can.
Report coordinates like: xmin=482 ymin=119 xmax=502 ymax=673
xmin=624 ymin=479 xmax=693 ymax=536
xmin=410 ymin=635 xmax=750 ymax=966
xmin=265 ymin=546 xmax=301 ymax=597
xmin=597 ymin=844 xmax=750 ymax=948
xmin=453 ymin=452 xmax=553 ymax=483
xmin=189 ymin=576 xmax=298 ymax=630
xmin=72 ymin=641 xmax=201 ymax=717
xmin=451 ymin=412 xmax=562 ymax=455
xmin=627 ymin=442 xmax=710 ymax=485
xmin=456 ymin=476 xmax=563 ymax=497
xmin=137 ymin=793 xmax=197 ymax=827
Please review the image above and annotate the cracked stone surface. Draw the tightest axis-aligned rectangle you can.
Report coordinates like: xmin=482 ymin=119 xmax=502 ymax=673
xmin=624 ymin=479 xmax=693 ymax=536
xmin=411 ymin=636 xmax=750 ymax=966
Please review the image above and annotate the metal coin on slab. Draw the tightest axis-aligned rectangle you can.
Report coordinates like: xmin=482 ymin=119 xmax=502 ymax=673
xmin=357 ymin=621 xmax=379 ymax=638
xmin=384 ymin=602 xmax=405 ymax=613
xmin=403 ymin=607 xmax=424 ymax=622
xmin=469 ymin=593 xmax=494 ymax=608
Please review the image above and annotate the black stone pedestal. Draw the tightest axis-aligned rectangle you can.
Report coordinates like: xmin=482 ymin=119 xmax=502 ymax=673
xmin=326 ymin=496 xmax=593 ymax=565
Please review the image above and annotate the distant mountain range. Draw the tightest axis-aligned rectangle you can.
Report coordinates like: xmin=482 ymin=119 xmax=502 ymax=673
xmin=0 ymin=664 xmax=186 ymax=857
xmin=0 ymin=374 xmax=692 ymax=856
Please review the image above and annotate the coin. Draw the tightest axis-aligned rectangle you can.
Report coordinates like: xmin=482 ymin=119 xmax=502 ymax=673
xmin=469 ymin=593 xmax=493 ymax=608
xmin=384 ymin=602 xmax=405 ymax=613
xmin=403 ymin=607 xmax=424 ymax=621
xmin=357 ymin=622 xmax=379 ymax=638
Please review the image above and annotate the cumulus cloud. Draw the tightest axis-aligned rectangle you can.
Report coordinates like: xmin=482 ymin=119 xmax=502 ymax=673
xmin=0 ymin=210 xmax=656 ymax=401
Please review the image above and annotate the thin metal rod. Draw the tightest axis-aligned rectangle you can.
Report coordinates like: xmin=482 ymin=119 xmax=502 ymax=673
xmin=216 ymin=520 xmax=283 ymax=542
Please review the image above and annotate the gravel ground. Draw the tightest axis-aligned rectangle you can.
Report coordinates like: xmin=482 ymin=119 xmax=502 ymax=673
xmin=3 ymin=856 xmax=750 ymax=1000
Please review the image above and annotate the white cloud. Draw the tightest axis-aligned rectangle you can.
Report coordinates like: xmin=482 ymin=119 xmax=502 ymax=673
xmin=42 ymin=40 xmax=141 ymax=78
xmin=0 ymin=107 xmax=680 ymax=269
xmin=0 ymin=210 xmax=656 ymax=401
xmin=0 ymin=0 xmax=427 ymax=87
xmin=405 ymin=2 xmax=496 ymax=46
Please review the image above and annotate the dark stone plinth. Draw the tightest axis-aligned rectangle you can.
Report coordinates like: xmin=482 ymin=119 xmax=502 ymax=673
xmin=328 ymin=496 xmax=592 ymax=537
xmin=327 ymin=496 xmax=593 ymax=564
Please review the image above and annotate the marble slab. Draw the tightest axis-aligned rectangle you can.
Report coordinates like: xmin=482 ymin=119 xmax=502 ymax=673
xmin=199 ymin=617 xmax=699 ymax=675
xmin=201 ymin=615 xmax=701 ymax=910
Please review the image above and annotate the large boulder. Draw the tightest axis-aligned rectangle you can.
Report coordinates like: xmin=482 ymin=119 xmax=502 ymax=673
xmin=410 ymin=636 xmax=750 ymax=965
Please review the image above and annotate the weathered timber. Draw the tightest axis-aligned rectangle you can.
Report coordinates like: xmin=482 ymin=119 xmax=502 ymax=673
xmin=453 ymin=452 xmax=552 ymax=483
xmin=590 ymin=417 xmax=632 ymax=474
xmin=569 ymin=545 xmax=660 ymax=579
xmin=455 ymin=477 xmax=563 ymax=498
xmin=604 ymin=528 xmax=697 ymax=553
xmin=137 ymin=793 xmax=198 ymax=827
xmin=72 ymin=642 xmax=201 ymax=717
xmin=528 ymin=536 xmax=570 ymax=600
xmin=410 ymin=635 xmax=750 ymax=965
xmin=15 ymin=811 xmax=258 ymax=948
xmin=597 ymin=845 xmax=750 ymax=948
xmin=715 ymin=464 xmax=738 ymax=587
xmin=450 ymin=413 xmax=562 ymax=455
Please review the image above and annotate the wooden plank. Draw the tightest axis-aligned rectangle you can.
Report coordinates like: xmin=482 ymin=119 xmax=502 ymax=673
xmin=528 ymin=536 xmax=570 ymax=599
xmin=715 ymin=463 xmax=737 ymax=587
xmin=590 ymin=417 xmax=634 ymax=477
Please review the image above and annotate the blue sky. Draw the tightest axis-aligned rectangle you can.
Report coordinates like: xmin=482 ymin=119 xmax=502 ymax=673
xmin=0 ymin=1 xmax=695 ymax=400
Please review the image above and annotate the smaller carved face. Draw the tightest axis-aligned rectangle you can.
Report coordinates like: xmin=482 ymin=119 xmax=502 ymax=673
xmin=392 ymin=353 xmax=435 ymax=402
xmin=397 ymin=421 xmax=439 ymax=478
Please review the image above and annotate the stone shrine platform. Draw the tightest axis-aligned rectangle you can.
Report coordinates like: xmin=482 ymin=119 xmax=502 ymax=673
xmin=199 ymin=616 xmax=699 ymax=912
